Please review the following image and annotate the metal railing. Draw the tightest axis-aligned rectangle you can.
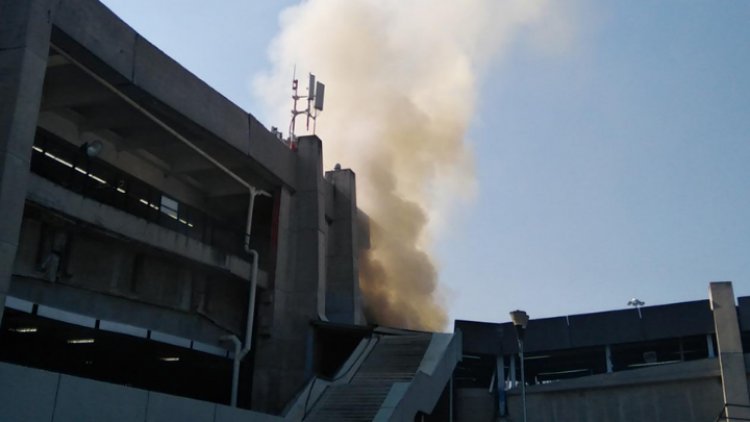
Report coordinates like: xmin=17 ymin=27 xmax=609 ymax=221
xmin=30 ymin=128 xmax=272 ymax=267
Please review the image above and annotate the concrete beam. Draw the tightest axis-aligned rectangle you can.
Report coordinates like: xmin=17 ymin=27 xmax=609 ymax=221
xmin=709 ymin=282 xmax=750 ymax=421
xmin=41 ymin=64 xmax=115 ymax=110
xmin=26 ymin=174 xmax=253 ymax=281
xmin=0 ymin=0 xmax=55 ymax=324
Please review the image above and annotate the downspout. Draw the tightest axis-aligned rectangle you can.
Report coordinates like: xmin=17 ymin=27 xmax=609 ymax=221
xmin=221 ymin=188 xmax=268 ymax=407
xmin=48 ymin=44 xmax=272 ymax=408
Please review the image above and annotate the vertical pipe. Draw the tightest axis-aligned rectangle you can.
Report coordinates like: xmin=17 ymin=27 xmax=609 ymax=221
xmin=497 ymin=355 xmax=507 ymax=416
xmin=520 ymin=341 xmax=527 ymax=422
xmin=449 ymin=374 xmax=454 ymax=422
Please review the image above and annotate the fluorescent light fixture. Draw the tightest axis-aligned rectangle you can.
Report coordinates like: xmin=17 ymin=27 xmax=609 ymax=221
xmin=88 ymin=173 xmax=107 ymax=184
xmin=159 ymin=357 xmax=180 ymax=362
xmin=116 ymin=187 xmax=126 ymax=194
xmin=32 ymin=146 xmax=44 ymax=153
xmin=524 ymin=355 xmax=551 ymax=361
xmin=74 ymin=167 xmax=87 ymax=175
xmin=627 ymin=360 xmax=681 ymax=368
xmin=67 ymin=338 xmax=95 ymax=344
xmin=462 ymin=354 xmax=481 ymax=360
xmin=44 ymin=152 xmax=73 ymax=168
xmin=139 ymin=199 xmax=149 ymax=205
xmin=10 ymin=327 xmax=38 ymax=333
xmin=537 ymin=368 xmax=589 ymax=376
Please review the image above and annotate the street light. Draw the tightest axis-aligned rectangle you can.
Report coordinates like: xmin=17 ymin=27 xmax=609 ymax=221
xmin=510 ymin=309 xmax=529 ymax=422
xmin=627 ymin=298 xmax=645 ymax=318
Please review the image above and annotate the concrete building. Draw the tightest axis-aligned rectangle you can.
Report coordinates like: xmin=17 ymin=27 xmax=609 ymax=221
xmin=452 ymin=282 xmax=750 ymax=422
xmin=1 ymin=1 xmax=749 ymax=421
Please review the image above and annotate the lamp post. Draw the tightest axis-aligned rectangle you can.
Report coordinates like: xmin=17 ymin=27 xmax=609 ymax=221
xmin=627 ymin=298 xmax=645 ymax=318
xmin=510 ymin=310 xmax=529 ymax=422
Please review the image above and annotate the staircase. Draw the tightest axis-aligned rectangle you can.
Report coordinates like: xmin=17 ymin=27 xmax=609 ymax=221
xmin=304 ymin=334 xmax=432 ymax=421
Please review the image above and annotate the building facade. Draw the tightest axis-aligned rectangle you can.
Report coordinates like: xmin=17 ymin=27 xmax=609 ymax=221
xmin=0 ymin=0 xmax=370 ymax=416
xmin=2 ymin=1 xmax=749 ymax=421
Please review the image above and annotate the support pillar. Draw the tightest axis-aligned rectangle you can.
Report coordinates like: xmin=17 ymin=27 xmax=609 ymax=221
xmin=709 ymin=282 xmax=750 ymax=421
xmin=324 ymin=167 xmax=363 ymax=325
xmin=251 ymin=136 xmax=328 ymax=412
xmin=0 ymin=0 xmax=54 ymax=325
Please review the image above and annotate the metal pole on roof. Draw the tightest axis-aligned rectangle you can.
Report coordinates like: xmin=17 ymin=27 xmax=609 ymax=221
xmin=510 ymin=310 xmax=529 ymax=422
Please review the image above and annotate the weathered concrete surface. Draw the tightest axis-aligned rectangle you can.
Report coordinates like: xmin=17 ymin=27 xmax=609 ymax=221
xmin=710 ymin=281 xmax=750 ymax=421
xmin=503 ymin=358 xmax=724 ymax=422
xmin=0 ymin=361 xmax=284 ymax=422
xmin=26 ymin=174 xmax=253 ymax=281
xmin=324 ymin=168 xmax=363 ymax=325
xmin=51 ymin=0 xmax=296 ymax=189
xmin=252 ymin=136 xmax=328 ymax=412
xmin=0 ymin=0 xmax=54 ymax=324
xmin=455 ymin=389 xmax=494 ymax=422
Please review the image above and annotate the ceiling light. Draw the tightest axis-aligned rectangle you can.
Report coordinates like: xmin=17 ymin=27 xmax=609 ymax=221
xmin=10 ymin=327 xmax=38 ymax=333
xmin=67 ymin=338 xmax=95 ymax=344
xmin=83 ymin=140 xmax=103 ymax=157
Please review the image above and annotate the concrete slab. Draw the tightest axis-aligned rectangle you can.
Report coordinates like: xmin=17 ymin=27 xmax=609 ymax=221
xmin=215 ymin=403 xmax=283 ymax=422
xmin=26 ymin=175 xmax=252 ymax=280
xmin=145 ymin=391 xmax=215 ymax=422
xmin=53 ymin=0 xmax=136 ymax=83
xmin=248 ymin=114 xmax=295 ymax=189
xmin=54 ymin=374 xmax=148 ymax=422
xmin=132 ymin=36 xmax=250 ymax=156
xmin=0 ymin=362 xmax=59 ymax=422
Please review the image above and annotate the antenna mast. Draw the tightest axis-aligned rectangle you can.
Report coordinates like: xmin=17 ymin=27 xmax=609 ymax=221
xmin=289 ymin=71 xmax=325 ymax=149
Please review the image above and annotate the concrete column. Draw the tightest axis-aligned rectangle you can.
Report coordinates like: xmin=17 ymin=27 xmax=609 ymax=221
xmin=324 ymin=167 xmax=363 ymax=325
xmin=0 ymin=0 xmax=55 ymax=324
xmin=709 ymin=281 xmax=750 ymax=421
xmin=251 ymin=136 xmax=329 ymax=412
xmin=294 ymin=135 xmax=327 ymax=321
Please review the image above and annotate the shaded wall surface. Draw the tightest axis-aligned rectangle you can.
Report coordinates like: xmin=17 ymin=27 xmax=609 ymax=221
xmin=501 ymin=358 xmax=725 ymax=422
xmin=0 ymin=361 xmax=281 ymax=422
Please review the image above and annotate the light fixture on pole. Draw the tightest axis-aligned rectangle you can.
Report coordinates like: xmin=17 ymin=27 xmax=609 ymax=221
xmin=510 ymin=309 xmax=529 ymax=422
xmin=627 ymin=298 xmax=645 ymax=318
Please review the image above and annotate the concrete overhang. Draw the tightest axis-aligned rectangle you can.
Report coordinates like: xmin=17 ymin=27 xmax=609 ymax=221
xmin=47 ymin=0 xmax=296 ymax=192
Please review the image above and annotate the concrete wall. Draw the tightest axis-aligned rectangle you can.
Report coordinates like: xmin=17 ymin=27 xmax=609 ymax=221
xmin=12 ymin=209 xmax=249 ymax=343
xmin=0 ymin=361 xmax=282 ymax=422
xmin=502 ymin=358 xmax=724 ymax=422
xmin=252 ymin=136 xmax=328 ymax=412
xmin=51 ymin=0 xmax=296 ymax=189
xmin=455 ymin=389 xmax=494 ymax=422
xmin=0 ymin=0 xmax=55 ymax=324
xmin=2 ymin=1 xmax=368 ymax=415
xmin=324 ymin=168 xmax=363 ymax=325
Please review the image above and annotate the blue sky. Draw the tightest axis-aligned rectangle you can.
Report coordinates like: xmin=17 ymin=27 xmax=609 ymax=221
xmin=101 ymin=0 xmax=750 ymax=324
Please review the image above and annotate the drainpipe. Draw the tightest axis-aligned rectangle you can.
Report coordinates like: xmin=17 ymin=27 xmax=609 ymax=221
xmin=48 ymin=44 xmax=273 ymax=408
xmin=221 ymin=248 xmax=259 ymax=407
xmin=220 ymin=186 xmax=269 ymax=407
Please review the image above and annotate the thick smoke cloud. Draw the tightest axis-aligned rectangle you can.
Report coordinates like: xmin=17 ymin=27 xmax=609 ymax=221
xmin=256 ymin=0 xmax=568 ymax=331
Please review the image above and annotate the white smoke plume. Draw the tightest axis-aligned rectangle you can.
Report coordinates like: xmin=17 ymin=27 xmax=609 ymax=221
xmin=256 ymin=0 xmax=570 ymax=331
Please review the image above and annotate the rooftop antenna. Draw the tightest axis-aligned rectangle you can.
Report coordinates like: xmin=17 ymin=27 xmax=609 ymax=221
xmin=289 ymin=69 xmax=325 ymax=149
